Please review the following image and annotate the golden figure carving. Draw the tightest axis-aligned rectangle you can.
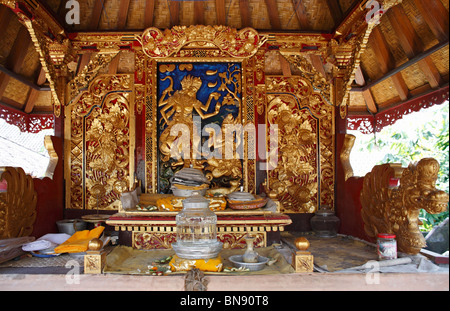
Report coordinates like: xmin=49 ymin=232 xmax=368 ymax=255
xmin=340 ymin=134 xmax=356 ymax=181
xmin=263 ymin=76 xmax=334 ymax=213
xmin=361 ymin=158 xmax=449 ymax=254
xmin=158 ymin=74 xmax=221 ymax=167
xmin=66 ymin=74 xmax=134 ymax=210
xmin=0 ymin=167 xmax=37 ymax=239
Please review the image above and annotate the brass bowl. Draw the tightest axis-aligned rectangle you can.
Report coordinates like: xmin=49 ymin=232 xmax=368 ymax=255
xmin=227 ymin=196 xmax=268 ymax=210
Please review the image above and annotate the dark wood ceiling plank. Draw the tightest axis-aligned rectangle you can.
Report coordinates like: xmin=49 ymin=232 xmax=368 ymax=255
xmin=117 ymin=0 xmax=131 ymax=29
xmin=216 ymin=0 xmax=226 ymax=25
xmin=264 ymin=0 xmax=281 ymax=29
xmin=387 ymin=5 xmax=443 ymax=90
xmin=144 ymin=0 xmax=155 ymax=28
xmin=194 ymin=0 xmax=205 ymax=25
xmin=239 ymin=0 xmax=251 ymax=28
xmin=414 ymin=0 xmax=449 ymax=43
xmin=89 ymin=0 xmax=105 ymax=30
xmin=169 ymin=0 xmax=180 ymax=27
xmin=291 ymin=0 xmax=310 ymax=29
xmin=325 ymin=0 xmax=343 ymax=28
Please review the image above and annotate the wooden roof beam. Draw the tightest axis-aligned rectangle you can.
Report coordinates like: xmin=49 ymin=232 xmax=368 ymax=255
xmin=387 ymin=5 xmax=443 ymax=89
xmin=144 ymin=0 xmax=155 ymax=28
xmin=194 ymin=0 xmax=205 ymax=25
xmin=169 ymin=0 xmax=180 ymax=27
xmin=371 ymin=27 xmax=410 ymax=101
xmin=89 ymin=0 xmax=104 ymax=30
xmin=291 ymin=0 xmax=310 ymax=30
xmin=362 ymin=89 xmax=378 ymax=114
xmin=239 ymin=0 xmax=251 ymax=28
xmin=216 ymin=0 xmax=226 ymax=25
xmin=117 ymin=0 xmax=131 ymax=29
xmin=0 ymin=72 xmax=9 ymax=98
xmin=325 ymin=0 xmax=343 ymax=28
xmin=265 ymin=0 xmax=281 ymax=29
xmin=24 ymin=88 xmax=39 ymax=113
xmin=414 ymin=0 xmax=449 ymax=43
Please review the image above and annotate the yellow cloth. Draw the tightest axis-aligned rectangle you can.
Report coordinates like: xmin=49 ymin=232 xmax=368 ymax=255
xmin=169 ymin=255 xmax=223 ymax=272
xmin=54 ymin=226 xmax=105 ymax=254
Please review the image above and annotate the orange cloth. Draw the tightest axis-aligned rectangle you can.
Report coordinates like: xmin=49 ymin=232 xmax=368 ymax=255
xmin=54 ymin=226 xmax=104 ymax=254
xmin=169 ymin=255 xmax=223 ymax=272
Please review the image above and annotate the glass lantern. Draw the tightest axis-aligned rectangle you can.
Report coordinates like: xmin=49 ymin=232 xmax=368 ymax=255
xmin=171 ymin=192 xmax=223 ymax=259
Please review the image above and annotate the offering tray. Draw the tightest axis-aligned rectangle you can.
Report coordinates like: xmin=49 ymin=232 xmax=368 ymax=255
xmin=228 ymin=254 xmax=269 ymax=271
xmin=226 ymin=196 xmax=268 ymax=210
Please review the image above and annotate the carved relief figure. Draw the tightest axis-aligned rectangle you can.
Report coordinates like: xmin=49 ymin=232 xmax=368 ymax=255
xmin=264 ymin=95 xmax=318 ymax=213
xmin=158 ymin=74 xmax=221 ymax=167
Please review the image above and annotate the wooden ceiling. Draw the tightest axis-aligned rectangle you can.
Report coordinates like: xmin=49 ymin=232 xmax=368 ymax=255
xmin=0 ymin=0 xmax=448 ymax=116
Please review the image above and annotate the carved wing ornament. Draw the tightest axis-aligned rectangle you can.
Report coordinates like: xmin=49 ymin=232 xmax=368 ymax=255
xmin=0 ymin=167 xmax=37 ymax=239
xmin=361 ymin=158 xmax=449 ymax=254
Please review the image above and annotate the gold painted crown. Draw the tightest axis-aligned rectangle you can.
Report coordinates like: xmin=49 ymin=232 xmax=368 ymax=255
xmin=181 ymin=75 xmax=202 ymax=90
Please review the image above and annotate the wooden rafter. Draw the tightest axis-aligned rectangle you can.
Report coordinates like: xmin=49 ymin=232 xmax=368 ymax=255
xmin=325 ymin=0 xmax=343 ymax=28
xmin=387 ymin=5 xmax=443 ymax=89
xmin=194 ymin=0 xmax=205 ymax=25
xmin=216 ymin=0 xmax=226 ymax=25
xmin=265 ymin=0 xmax=281 ymax=29
xmin=117 ymin=0 xmax=131 ymax=29
xmin=144 ymin=0 xmax=155 ymax=28
xmin=413 ymin=0 xmax=449 ymax=43
xmin=291 ymin=0 xmax=310 ymax=29
xmin=370 ymin=26 xmax=410 ymax=103
xmin=89 ymin=0 xmax=104 ymax=30
xmin=169 ymin=0 xmax=180 ymax=27
xmin=239 ymin=0 xmax=251 ymax=28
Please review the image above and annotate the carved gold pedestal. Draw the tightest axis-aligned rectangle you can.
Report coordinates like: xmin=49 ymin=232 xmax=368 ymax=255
xmin=84 ymin=250 xmax=107 ymax=274
xmin=292 ymin=237 xmax=314 ymax=273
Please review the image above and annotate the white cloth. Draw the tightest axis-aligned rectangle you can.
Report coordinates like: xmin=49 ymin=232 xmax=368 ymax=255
xmin=22 ymin=233 xmax=71 ymax=252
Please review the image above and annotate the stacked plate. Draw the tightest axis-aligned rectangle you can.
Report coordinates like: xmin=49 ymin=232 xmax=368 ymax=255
xmin=170 ymin=167 xmax=210 ymax=197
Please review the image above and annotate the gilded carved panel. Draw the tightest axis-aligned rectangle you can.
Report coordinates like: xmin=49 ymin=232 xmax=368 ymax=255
xmin=143 ymin=34 xmax=265 ymax=194
xmin=65 ymin=74 xmax=135 ymax=210
xmin=264 ymin=76 xmax=334 ymax=213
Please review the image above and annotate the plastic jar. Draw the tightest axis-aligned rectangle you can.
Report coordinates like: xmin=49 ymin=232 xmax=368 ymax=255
xmin=377 ymin=233 xmax=397 ymax=260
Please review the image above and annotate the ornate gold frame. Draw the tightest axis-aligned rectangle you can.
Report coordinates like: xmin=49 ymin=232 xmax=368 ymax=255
xmin=140 ymin=26 xmax=267 ymax=195
xmin=64 ymin=74 xmax=135 ymax=210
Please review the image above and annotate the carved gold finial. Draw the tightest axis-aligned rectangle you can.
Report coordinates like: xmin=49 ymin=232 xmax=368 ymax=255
xmin=88 ymin=238 xmax=103 ymax=251
xmin=292 ymin=237 xmax=314 ymax=273
xmin=294 ymin=237 xmax=310 ymax=251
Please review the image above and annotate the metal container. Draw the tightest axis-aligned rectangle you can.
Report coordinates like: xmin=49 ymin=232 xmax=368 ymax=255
xmin=229 ymin=255 xmax=269 ymax=271
xmin=56 ymin=219 xmax=87 ymax=235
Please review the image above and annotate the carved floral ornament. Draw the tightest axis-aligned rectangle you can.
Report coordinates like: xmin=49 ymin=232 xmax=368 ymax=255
xmin=135 ymin=26 xmax=267 ymax=59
